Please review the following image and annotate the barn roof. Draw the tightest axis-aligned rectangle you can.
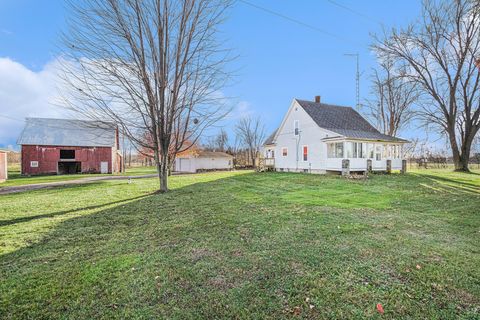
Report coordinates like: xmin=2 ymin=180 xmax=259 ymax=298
xmin=17 ymin=118 xmax=117 ymax=147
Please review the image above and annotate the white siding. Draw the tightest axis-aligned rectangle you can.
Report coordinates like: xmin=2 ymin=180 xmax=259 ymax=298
xmin=272 ymin=100 xmax=335 ymax=173
xmin=175 ymin=157 xmax=233 ymax=173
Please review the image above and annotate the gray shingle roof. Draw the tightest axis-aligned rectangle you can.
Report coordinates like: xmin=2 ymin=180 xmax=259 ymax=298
xmin=17 ymin=118 xmax=117 ymax=147
xmin=295 ymin=99 xmax=408 ymax=142
xmin=263 ymin=129 xmax=277 ymax=145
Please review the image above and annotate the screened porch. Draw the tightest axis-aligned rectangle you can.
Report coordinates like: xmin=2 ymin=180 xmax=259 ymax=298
xmin=325 ymin=140 xmax=406 ymax=172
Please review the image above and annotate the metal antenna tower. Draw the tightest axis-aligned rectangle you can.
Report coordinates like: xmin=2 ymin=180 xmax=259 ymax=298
xmin=344 ymin=53 xmax=360 ymax=111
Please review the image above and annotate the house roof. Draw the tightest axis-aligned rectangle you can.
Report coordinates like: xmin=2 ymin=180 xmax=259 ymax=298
xmin=17 ymin=118 xmax=117 ymax=147
xmin=263 ymin=129 xmax=277 ymax=145
xmin=296 ymin=99 xmax=408 ymax=143
xmin=197 ymin=151 xmax=233 ymax=158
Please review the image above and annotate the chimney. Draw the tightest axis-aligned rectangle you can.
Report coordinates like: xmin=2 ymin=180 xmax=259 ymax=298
xmin=315 ymin=95 xmax=321 ymax=103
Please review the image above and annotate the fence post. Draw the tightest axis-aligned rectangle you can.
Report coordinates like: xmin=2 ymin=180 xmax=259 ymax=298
xmin=342 ymin=159 xmax=350 ymax=176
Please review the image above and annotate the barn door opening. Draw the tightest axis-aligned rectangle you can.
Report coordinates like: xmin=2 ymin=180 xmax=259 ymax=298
xmin=58 ymin=162 xmax=81 ymax=174
xmin=100 ymin=161 xmax=108 ymax=174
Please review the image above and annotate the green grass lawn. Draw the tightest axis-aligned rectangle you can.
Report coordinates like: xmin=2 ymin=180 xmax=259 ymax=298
xmin=0 ymin=170 xmax=479 ymax=319
xmin=1 ymin=165 xmax=157 ymax=188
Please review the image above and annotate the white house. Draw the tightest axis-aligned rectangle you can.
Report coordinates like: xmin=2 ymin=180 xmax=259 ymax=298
xmin=262 ymin=96 xmax=409 ymax=174
xmin=174 ymin=151 xmax=233 ymax=173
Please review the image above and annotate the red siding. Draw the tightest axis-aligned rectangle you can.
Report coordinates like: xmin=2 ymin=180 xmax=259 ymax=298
xmin=21 ymin=145 xmax=116 ymax=175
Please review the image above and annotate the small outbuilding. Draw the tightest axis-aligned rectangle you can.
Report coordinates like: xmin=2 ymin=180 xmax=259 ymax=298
xmin=174 ymin=151 xmax=233 ymax=173
xmin=0 ymin=149 xmax=8 ymax=183
xmin=17 ymin=118 xmax=122 ymax=175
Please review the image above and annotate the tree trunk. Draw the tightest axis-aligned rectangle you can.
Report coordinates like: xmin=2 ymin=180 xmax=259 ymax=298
xmin=455 ymin=133 xmax=474 ymax=172
xmin=159 ymin=153 xmax=169 ymax=193
xmin=153 ymin=149 xmax=163 ymax=191
xmin=160 ymin=162 xmax=168 ymax=192
xmin=455 ymin=155 xmax=470 ymax=172
xmin=446 ymin=125 xmax=471 ymax=172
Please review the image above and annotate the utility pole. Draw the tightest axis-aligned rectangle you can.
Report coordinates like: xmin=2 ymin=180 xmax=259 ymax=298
xmin=344 ymin=53 xmax=361 ymax=111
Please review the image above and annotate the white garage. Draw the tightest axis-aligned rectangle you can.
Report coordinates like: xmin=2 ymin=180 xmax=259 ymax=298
xmin=174 ymin=151 xmax=233 ymax=173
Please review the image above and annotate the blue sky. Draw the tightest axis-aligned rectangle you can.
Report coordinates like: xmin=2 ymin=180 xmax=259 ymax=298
xmin=0 ymin=0 xmax=432 ymax=150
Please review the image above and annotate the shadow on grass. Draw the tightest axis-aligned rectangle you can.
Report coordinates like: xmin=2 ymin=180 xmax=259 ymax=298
xmin=1 ymin=171 xmax=479 ymax=318
xmin=0 ymin=194 xmax=151 ymax=227
xmin=414 ymin=173 xmax=480 ymax=195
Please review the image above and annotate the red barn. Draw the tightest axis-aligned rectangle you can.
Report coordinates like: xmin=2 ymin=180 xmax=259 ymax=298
xmin=17 ymin=118 xmax=122 ymax=175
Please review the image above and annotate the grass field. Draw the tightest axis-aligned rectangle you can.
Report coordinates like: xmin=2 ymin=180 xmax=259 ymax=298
xmin=1 ymin=164 xmax=157 ymax=188
xmin=0 ymin=170 xmax=479 ymax=319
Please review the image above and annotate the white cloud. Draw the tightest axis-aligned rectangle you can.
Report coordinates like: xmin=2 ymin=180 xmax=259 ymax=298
xmin=227 ymin=101 xmax=254 ymax=120
xmin=0 ymin=57 xmax=67 ymax=148
xmin=0 ymin=29 xmax=13 ymax=36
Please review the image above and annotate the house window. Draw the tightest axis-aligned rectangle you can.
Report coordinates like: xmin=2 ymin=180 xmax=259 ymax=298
xmin=346 ymin=142 xmax=353 ymax=158
xmin=368 ymin=144 xmax=374 ymax=158
xmin=360 ymin=143 xmax=366 ymax=158
xmin=375 ymin=145 xmax=382 ymax=161
xmin=282 ymin=147 xmax=288 ymax=156
xmin=335 ymin=142 xmax=344 ymax=158
xmin=60 ymin=149 xmax=75 ymax=159
xmin=271 ymin=150 xmax=275 ymax=158
xmin=327 ymin=142 xmax=344 ymax=158
xmin=345 ymin=142 xmax=366 ymax=158
xmin=394 ymin=145 xmax=401 ymax=159
xmin=303 ymin=145 xmax=308 ymax=161
xmin=294 ymin=120 xmax=299 ymax=136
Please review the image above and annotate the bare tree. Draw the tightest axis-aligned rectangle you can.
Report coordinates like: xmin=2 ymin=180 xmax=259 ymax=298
xmin=373 ymin=0 xmax=480 ymax=172
xmin=367 ymin=58 xmax=418 ymax=136
xmin=215 ymin=128 xmax=229 ymax=152
xmin=202 ymin=128 xmax=229 ymax=151
xmin=60 ymin=0 xmax=233 ymax=192
xmin=235 ymin=116 xmax=265 ymax=168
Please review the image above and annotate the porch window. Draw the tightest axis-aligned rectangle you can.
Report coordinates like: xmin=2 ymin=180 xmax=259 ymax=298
xmin=335 ymin=142 xmax=344 ymax=158
xmin=375 ymin=145 xmax=382 ymax=161
xmin=303 ymin=146 xmax=308 ymax=161
xmin=345 ymin=142 xmax=366 ymax=158
xmin=327 ymin=142 xmax=344 ymax=158
xmin=393 ymin=145 xmax=400 ymax=159
xmin=367 ymin=144 xmax=374 ymax=158
xmin=282 ymin=147 xmax=288 ymax=156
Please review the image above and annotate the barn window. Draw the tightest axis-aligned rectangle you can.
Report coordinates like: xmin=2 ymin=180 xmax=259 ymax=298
xmin=303 ymin=145 xmax=308 ymax=161
xmin=294 ymin=120 xmax=299 ymax=135
xmin=60 ymin=149 xmax=75 ymax=159
xmin=282 ymin=147 xmax=288 ymax=156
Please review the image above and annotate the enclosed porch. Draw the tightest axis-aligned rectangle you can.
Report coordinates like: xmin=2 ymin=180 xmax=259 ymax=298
xmin=324 ymin=140 xmax=407 ymax=173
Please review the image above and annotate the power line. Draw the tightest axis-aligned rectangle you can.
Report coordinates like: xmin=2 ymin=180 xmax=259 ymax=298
xmin=0 ymin=114 xmax=24 ymax=122
xmin=325 ymin=0 xmax=382 ymax=25
xmin=238 ymin=0 xmax=360 ymax=46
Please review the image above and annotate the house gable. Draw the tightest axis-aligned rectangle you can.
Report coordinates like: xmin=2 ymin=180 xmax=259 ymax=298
xmin=272 ymin=99 xmax=336 ymax=171
xmin=271 ymin=99 xmax=343 ymax=144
